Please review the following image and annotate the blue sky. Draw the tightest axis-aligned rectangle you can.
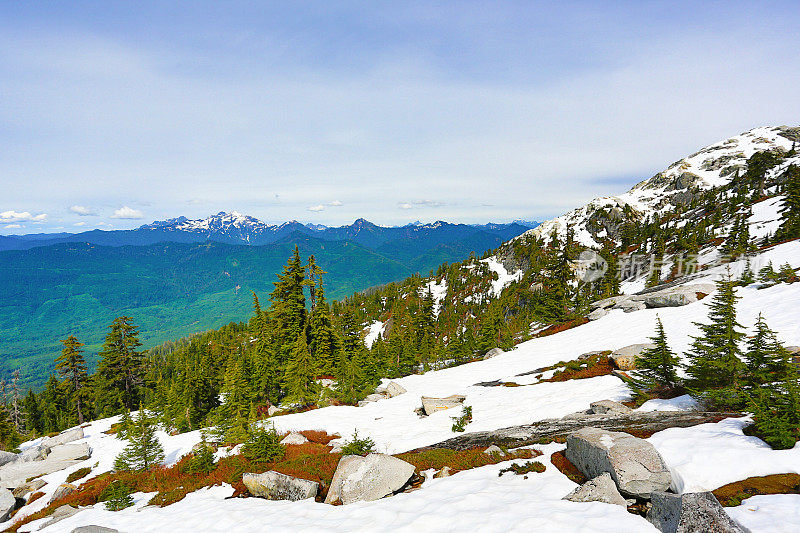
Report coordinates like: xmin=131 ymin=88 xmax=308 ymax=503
xmin=2 ymin=1 xmax=799 ymax=233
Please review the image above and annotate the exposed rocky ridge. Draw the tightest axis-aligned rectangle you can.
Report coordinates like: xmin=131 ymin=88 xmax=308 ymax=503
xmin=420 ymin=410 xmax=736 ymax=451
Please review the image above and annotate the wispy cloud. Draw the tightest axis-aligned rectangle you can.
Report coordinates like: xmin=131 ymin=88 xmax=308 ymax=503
xmin=70 ymin=204 xmax=97 ymax=216
xmin=329 ymin=200 xmax=343 ymax=207
xmin=398 ymin=200 xmax=445 ymax=210
xmin=110 ymin=206 xmax=144 ymax=219
xmin=307 ymin=204 xmax=325 ymax=212
xmin=1 ymin=210 xmax=47 ymax=222
xmin=4 ymin=224 xmax=22 ymax=229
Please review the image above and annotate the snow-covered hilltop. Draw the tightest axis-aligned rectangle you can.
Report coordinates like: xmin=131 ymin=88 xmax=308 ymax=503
xmin=522 ymin=126 xmax=799 ymax=248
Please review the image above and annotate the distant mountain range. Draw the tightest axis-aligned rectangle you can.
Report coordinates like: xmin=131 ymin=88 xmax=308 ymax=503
xmin=0 ymin=213 xmax=536 ymax=251
xmin=0 ymin=213 xmax=536 ymax=389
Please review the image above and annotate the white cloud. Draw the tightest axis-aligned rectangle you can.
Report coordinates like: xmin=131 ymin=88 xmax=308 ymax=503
xmin=70 ymin=204 xmax=97 ymax=216
xmin=307 ymin=204 xmax=325 ymax=212
xmin=110 ymin=206 xmax=144 ymax=219
xmin=0 ymin=210 xmax=47 ymax=222
xmin=398 ymin=200 xmax=445 ymax=209
xmin=329 ymin=200 xmax=343 ymax=207
xmin=4 ymin=224 xmax=22 ymax=229
xmin=74 ymin=221 xmax=86 ymax=226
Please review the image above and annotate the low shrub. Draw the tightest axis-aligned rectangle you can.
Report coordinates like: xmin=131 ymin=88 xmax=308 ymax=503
xmin=100 ymin=480 xmax=134 ymax=511
xmin=340 ymin=430 xmax=376 ymax=456
xmin=713 ymin=473 xmax=800 ymax=506
xmin=451 ymin=406 xmax=473 ymax=433
xmin=498 ymin=460 xmax=546 ymax=476
xmin=66 ymin=467 xmax=92 ymax=484
xmin=241 ymin=425 xmax=285 ymax=463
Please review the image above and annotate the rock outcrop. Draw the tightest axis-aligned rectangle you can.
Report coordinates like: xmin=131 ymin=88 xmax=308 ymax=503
xmin=44 ymin=427 xmax=85 ymax=447
xmin=565 ymin=428 xmax=671 ymax=498
xmin=646 ymin=491 xmax=747 ymax=533
xmin=11 ymin=478 xmax=46 ymax=498
xmin=563 ymin=472 xmax=627 ymax=507
xmin=420 ymin=395 xmax=466 ymax=416
xmin=49 ymin=482 xmax=78 ymax=504
xmin=483 ymin=348 xmax=504 ymax=359
xmin=589 ymin=284 xmax=714 ymax=316
xmin=279 ymin=432 xmax=309 ymax=445
xmin=0 ymin=488 xmax=15 ymax=522
xmin=423 ymin=410 xmax=733 ymax=451
xmin=71 ymin=526 xmax=121 ymax=533
xmin=242 ymin=471 xmax=319 ymax=501
xmin=610 ymin=344 xmax=655 ymax=370
xmin=325 ymin=454 xmax=415 ymax=505
xmin=590 ymin=400 xmax=632 ymax=415
xmin=1 ymin=442 xmax=91 ymax=489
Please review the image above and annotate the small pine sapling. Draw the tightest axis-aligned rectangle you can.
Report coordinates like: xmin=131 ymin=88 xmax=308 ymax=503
xmin=340 ymin=429 xmax=376 ymax=456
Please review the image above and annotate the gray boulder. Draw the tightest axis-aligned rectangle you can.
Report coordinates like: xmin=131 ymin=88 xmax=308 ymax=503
xmin=15 ymin=444 xmax=50 ymax=463
xmin=0 ymin=452 xmax=16 ymax=468
xmin=45 ymin=427 xmax=85 ymax=447
xmin=643 ymin=291 xmax=698 ymax=308
xmin=11 ymin=478 xmax=46 ymax=498
xmin=1 ymin=442 xmax=92 ymax=489
xmin=420 ymin=395 xmax=466 ymax=416
xmin=483 ymin=445 xmax=505 ymax=457
xmin=588 ymin=308 xmax=608 ymax=321
xmin=0 ymin=487 xmax=15 ymax=522
xmin=483 ymin=348 xmax=504 ymax=359
xmin=591 ymin=296 xmax=629 ymax=310
xmin=563 ymin=472 xmax=627 ymax=506
xmin=590 ymin=400 xmax=633 ymax=415
xmin=362 ymin=393 xmax=385 ymax=403
xmin=49 ymin=482 xmax=78 ymax=504
xmin=614 ymin=300 xmax=646 ymax=313
xmin=72 ymin=527 xmax=121 ymax=533
xmin=565 ymin=427 xmax=671 ymax=498
xmin=611 ymin=343 xmax=655 ymax=371
xmin=41 ymin=504 xmax=82 ymax=528
xmin=384 ymin=381 xmax=407 ymax=397
xmin=242 ymin=471 xmax=318 ymax=501
xmin=324 ymin=453 xmax=415 ymax=505
xmin=647 ymin=491 xmax=747 ymax=533
xmin=279 ymin=432 xmax=309 ymax=445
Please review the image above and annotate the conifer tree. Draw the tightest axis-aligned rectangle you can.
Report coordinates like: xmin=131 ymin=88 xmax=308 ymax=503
xmin=634 ymin=317 xmax=680 ymax=391
xmin=55 ymin=335 xmax=90 ymax=424
xmin=308 ymin=282 xmax=341 ymax=376
xmin=221 ymin=352 xmax=252 ymax=422
xmin=683 ymin=275 xmax=746 ymax=408
xmin=23 ymin=390 xmax=43 ymax=434
xmin=282 ymin=333 xmax=319 ymax=406
xmin=777 ymin=164 xmax=800 ymax=240
xmin=113 ymin=408 xmax=165 ymax=471
xmin=269 ymin=246 xmax=307 ymax=364
xmin=97 ymin=316 xmax=145 ymax=413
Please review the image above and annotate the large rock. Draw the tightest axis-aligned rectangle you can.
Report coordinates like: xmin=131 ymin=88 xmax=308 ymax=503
xmin=646 ymin=491 xmax=747 ymax=533
xmin=0 ymin=488 xmax=15 ymax=522
xmin=643 ymin=291 xmax=698 ymax=308
xmin=565 ymin=427 xmax=671 ymax=498
xmin=0 ymin=452 xmax=16 ymax=468
xmin=72 ymin=527 xmax=121 ymax=533
xmin=563 ymin=472 xmax=627 ymax=507
xmin=49 ymin=482 xmax=78 ymax=504
xmin=279 ymin=432 xmax=309 ymax=445
xmin=590 ymin=296 xmax=629 ymax=310
xmin=324 ymin=454 xmax=415 ymax=505
xmin=11 ymin=478 xmax=46 ymax=498
xmin=614 ymin=300 xmax=646 ymax=313
xmin=41 ymin=504 xmax=82 ymax=528
xmin=483 ymin=348 xmax=504 ymax=359
xmin=611 ymin=343 xmax=655 ymax=371
xmin=242 ymin=471 xmax=318 ymax=501
xmin=420 ymin=395 xmax=466 ymax=416
xmin=1 ymin=442 xmax=91 ymax=489
xmin=45 ymin=427 xmax=85 ymax=447
xmin=588 ymin=308 xmax=608 ymax=321
xmin=16 ymin=444 xmax=50 ymax=463
xmin=590 ymin=400 xmax=632 ymax=415
xmin=384 ymin=381 xmax=407 ymax=397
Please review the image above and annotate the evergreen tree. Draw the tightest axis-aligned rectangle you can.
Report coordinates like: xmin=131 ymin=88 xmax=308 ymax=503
xmin=113 ymin=408 xmax=165 ymax=471
xmin=220 ymin=352 xmax=252 ymax=422
xmin=23 ymin=390 xmax=43 ymax=434
xmin=743 ymin=314 xmax=789 ymax=388
xmin=269 ymin=246 xmax=307 ymax=364
xmin=683 ymin=275 xmax=747 ymax=408
xmin=97 ymin=317 xmax=145 ymax=413
xmin=55 ymin=335 xmax=90 ymax=424
xmin=282 ymin=333 xmax=319 ymax=406
xmin=308 ymin=282 xmax=341 ymax=376
xmin=777 ymin=164 xmax=800 ymax=240
xmin=634 ymin=317 xmax=680 ymax=391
